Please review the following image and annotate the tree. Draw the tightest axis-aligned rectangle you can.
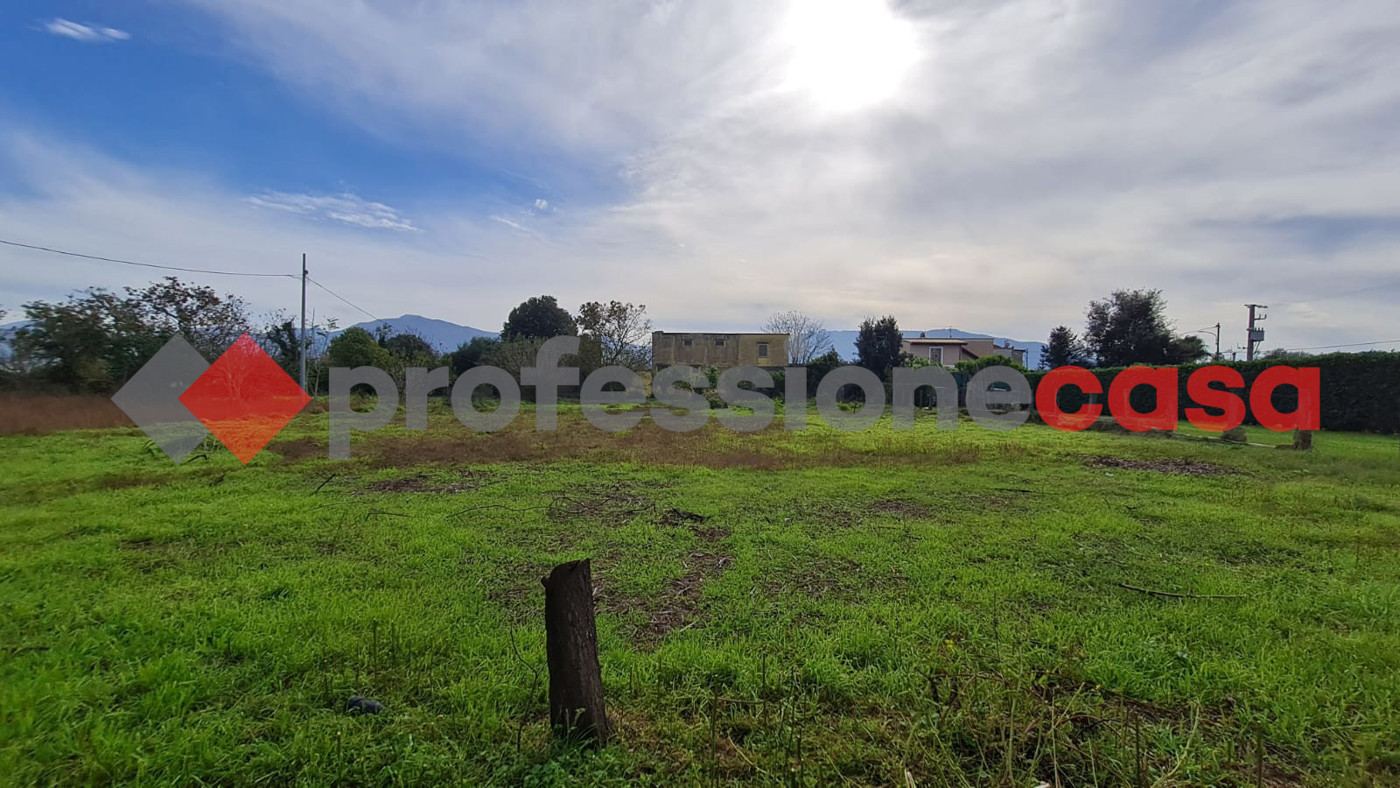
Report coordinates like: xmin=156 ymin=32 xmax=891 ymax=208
xmin=502 ymin=295 xmax=576 ymax=341
xmin=1262 ymin=347 xmax=1311 ymax=360
xmin=1042 ymin=325 xmax=1086 ymax=369
xmin=132 ymin=277 xmax=251 ymax=361
xmin=576 ymin=300 xmax=652 ymax=371
xmin=449 ymin=336 xmax=500 ymax=377
xmin=854 ymin=315 xmax=909 ymax=381
xmin=14 ymin=278 xmax=251 ymax=392
xmin=1083 ymin=289 xmax=1180 ymax=367
xmin=483 ymin=337 xmax=547 ymax=380
xmin=802 ymin=348 xmax=843 ymax=391
xmin=325 ymin=327 xmax=392 ymax=369
xmin=762 ymin=310 xmax=831 ymax=364
xmin=260 ymin=317 xmax=301 ymax=376
xmin=954 ymin=354 xmax=1027 ymax=375
xmin=1166 ymin=335 xmax=1210 ymax=365
xmin=380 ymin=332 xmax=436 ymax=361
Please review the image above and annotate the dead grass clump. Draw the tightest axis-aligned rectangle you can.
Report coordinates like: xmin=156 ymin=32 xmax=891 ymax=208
xmin=0 ymin=392 xmax=132 ymax=435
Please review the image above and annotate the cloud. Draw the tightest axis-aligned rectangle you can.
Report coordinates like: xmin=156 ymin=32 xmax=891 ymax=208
xmin=246 ymin=192 xmax=417 ymax=231
xmin=42 ymin=19 xmax=130 ymax=43
xmin=8 ymin=1 xmax=1400 ymax=350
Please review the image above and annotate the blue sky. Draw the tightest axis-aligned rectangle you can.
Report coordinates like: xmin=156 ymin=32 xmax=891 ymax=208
xmin=1 ymin=0 xmax=1398 ymax=353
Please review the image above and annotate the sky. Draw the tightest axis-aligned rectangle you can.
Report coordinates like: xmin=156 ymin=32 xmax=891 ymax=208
xmin=1 ymin=0 xmax=1398 ymax=354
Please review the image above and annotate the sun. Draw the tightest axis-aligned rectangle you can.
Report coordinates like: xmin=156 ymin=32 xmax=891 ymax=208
xmin=779 ymin=0 xmax=919 ymax=112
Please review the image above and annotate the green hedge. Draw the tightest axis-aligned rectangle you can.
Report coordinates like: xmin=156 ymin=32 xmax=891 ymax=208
xmin=1023 ymin=352 xmax=1400 ymax=434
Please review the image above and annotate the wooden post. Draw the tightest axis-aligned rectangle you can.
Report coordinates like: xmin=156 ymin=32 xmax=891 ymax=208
xmin=542 ymin=559 xmax=611 ymax=744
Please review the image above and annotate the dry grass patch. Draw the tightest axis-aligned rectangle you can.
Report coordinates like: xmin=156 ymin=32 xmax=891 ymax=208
xmin=0 ymin=392 xmax=132 ymax=435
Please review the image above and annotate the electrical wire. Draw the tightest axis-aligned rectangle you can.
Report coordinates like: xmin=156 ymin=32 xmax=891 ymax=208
xmin=1280 ymin=339 xmax=1400 ymax=352
xmin=1 ymin=236 xmax=383 ymax=324
xmin=305 ymin=276 xmax=379 ymax=322
xmin=0 ymin=237 xmax=296 ymax=278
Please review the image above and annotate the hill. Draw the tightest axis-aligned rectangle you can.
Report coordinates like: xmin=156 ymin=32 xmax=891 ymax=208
xmin=341 ymin=314 xmax=497 ymax=352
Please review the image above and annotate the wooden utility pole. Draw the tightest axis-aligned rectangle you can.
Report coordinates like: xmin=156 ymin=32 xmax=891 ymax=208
xmin=542 ymin=560 xmax=611 ymax=744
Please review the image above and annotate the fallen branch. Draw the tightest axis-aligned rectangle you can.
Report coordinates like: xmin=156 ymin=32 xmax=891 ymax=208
xmin=313 ymin=473 xmax=338 ymax=494
xmin=1117 ymin=583 xmax=1245 ymax=600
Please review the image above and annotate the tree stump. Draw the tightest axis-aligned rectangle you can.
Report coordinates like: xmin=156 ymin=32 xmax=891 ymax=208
xmin=542 ymin=559 xmax=611 ymax=745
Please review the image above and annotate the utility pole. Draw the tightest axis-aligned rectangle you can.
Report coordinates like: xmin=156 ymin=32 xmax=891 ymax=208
xmin=1190 ymin=323 xmax=1223 ymax=360
xmin=299 ymin=253 xmax=308 ymax=391
xmin=1245 ymin=304 xmax=1267 ymax=361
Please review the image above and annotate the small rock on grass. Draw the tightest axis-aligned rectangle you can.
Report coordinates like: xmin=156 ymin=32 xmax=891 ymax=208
xmin=346 ymin=696 xmax=384 ymax=715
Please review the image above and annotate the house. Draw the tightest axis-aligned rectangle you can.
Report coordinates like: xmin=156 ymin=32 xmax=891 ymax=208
xmin=651 ymin=332 xmax=788 ymax=369
xmin=901 ymin=333 xmax=1026 ymax=367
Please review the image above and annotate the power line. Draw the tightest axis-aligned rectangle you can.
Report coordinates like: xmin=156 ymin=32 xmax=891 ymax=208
xmin=0 ymin=237 xmax=295 ymax=278
xmin=306 ymin=276 xmax=379 ymax=322
xmin=1281 ymin=338 xmax=1400 ymax=352
xmin=2 ymin=235 xmax=382 ymax=324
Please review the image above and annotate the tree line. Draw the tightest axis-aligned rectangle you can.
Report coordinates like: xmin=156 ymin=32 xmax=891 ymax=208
xmin=0 ymin=280 xmax=657 ymax=395
xmin=2 ymin=279 xmax=1232 ymax=395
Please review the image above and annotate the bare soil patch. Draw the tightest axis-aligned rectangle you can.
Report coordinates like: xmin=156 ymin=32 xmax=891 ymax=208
xmin=549 ymin=481 xmax=655 ymax=522
xmin=598 ymin=551 xmax=733 ymax=645
xmin=657 ymin=507 xmax=730 ymax=541
xmin=270 ymin=437 xmax=323 ymax=462
xmin=1081 ymin=455 xmax=1238 ymax=477
xmin=362 ymin=469 xmax=494 ymax=495
xmin=868 ymin=499 xmax=933 ymax=518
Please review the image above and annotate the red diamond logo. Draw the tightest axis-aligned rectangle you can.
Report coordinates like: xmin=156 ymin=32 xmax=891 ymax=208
xmin=179 ymin=334 xmax=310 ymax=464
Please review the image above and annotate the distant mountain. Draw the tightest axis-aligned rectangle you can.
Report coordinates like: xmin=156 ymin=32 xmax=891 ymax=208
xmin=825 ymin=328 xmax=1046 ymax=369
xmin=341 ymin=314 xmax=497 ymax=352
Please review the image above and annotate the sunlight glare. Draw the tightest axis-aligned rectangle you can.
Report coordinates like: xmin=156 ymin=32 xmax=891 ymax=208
xmin=781 ymin=0 xmax=919 ymax=112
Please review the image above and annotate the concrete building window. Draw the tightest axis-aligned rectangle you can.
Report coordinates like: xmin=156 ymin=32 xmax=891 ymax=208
xmin=929 ymin=347 xmax=943 ymax=364
xmin=715 ymin=339 xmax=725 ymax=347
xmin=758 ymin=342 xmax=769 ymax=358
xmin=683 ymin=339 xmax=692 ymax=348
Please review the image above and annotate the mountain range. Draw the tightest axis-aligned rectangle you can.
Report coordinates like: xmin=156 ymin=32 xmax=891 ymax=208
xmin=338 ymin=314 xmax=496 ymax=350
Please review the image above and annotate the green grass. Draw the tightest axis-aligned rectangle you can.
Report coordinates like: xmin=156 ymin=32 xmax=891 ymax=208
xmin=1 ymin=404 xmax=1398 ymax=785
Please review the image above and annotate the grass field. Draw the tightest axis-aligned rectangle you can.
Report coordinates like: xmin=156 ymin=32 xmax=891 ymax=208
xmin=2 ymin=402 xmax=1398 ymax=785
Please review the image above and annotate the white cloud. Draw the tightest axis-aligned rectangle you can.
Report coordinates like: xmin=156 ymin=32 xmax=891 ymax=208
xmin=534 ymin=198 xmax=549 ymax=211
xmin=246 ymin=192 xmax=417 ymax=231
xmin=42 ymin=19 xmax=130 ymax=43
xmin=8 ymin=1 xmax=1400 ymax=349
